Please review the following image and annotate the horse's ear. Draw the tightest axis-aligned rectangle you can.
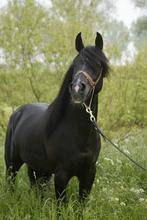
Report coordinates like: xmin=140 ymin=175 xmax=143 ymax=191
xmin=75 ymin=32 xmax=84 ymax=52
xmin=95 ymin=32 xmax=103 ymax=50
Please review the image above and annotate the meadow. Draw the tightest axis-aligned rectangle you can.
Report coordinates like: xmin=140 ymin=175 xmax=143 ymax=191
xmin=0 ymin=54 xmax=147 ymax=220
xmin=0 ymin=127 xmax=146 ymax=220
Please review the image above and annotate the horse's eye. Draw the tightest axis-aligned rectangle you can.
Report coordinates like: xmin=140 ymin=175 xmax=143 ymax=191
xmin=81 ymin=83 xmax=86 ymax=91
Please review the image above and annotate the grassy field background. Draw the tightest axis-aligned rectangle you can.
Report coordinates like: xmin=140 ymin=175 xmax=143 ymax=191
xmin=0 ymin=128 xmax=146 ymax=220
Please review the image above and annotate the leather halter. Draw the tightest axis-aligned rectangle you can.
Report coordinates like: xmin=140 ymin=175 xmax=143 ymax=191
xmin=75 ymin=69 xmax=102 ymax=89
xmin=75 ymin=69 xmax=102 ymax=108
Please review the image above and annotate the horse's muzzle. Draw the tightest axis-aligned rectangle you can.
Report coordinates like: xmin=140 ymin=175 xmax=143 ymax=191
xmin=70 ymin=81 xmax=86 ymax=104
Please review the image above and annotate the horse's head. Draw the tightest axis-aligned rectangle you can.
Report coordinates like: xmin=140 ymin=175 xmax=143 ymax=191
xmin=69 ymin=32 xmax=109 ymax=105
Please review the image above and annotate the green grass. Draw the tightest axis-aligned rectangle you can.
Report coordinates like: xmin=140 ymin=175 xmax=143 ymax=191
xmin=0 ymin=128 xmax=147 ymax=220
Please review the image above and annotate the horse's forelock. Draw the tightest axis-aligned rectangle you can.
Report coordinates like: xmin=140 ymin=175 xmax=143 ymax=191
xmin=73 ymin=46 xmax=110 ymax=77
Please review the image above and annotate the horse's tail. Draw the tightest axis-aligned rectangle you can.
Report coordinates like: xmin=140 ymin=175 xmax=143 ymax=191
xmin=4 ymin=108 xmax=22 ymax=170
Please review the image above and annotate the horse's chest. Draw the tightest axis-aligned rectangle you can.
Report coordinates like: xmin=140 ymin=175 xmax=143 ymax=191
xmin=46 ymin=121 xmax=99 ymax=173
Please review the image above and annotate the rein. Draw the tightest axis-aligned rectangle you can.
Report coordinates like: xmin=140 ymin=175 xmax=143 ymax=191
xmin=83 ymin=104 xmax=147 ymax=172
xmin=75 ymin=69 xmax=147 ymax=172
xmin=76 ymin=69 xmax=147 ymax=172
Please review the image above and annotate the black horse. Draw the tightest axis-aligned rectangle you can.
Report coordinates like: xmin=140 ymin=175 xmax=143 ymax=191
xmin=5 ymin=32 xmax=109 ymax=201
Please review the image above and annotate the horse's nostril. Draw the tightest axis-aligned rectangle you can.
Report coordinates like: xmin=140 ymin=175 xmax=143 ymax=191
xmin=81 ymin=83 xmax=86 ymax=91
xmin=70 ymin=81 xmax=85 ymax=93
xmin=70 ymin=82 xmax=73 ymax=90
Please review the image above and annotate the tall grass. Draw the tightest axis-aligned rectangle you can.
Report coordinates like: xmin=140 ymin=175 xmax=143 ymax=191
xmin=0 ymin=128 xmax=146 ymax=220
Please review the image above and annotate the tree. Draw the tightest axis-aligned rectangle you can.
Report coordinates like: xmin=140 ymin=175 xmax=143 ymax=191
xmin=47 ymin=0 xmax=129 ymax=64
xmin=0 ymin=0 xmax=130 ymax=70
xmin=0 ymin=0 xmax=49 ymax=69
xmin=0 ymin=0 xmax=130 ymax=105
xmin=105 ymin=20 xmax=129 ymax=62
xmin=0 ymin=0 xmax=51 ymax=101
xmin=132 ymin=16 xmax=147 ymax=50
xmin=133 ymin=0 xmax=147 ymax=10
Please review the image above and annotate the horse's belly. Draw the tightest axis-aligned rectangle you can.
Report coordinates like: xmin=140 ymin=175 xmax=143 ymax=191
xmin=13 ymin=134 xmax=56 ymax=174
xmin=24 ymin=150 xmax=55 ymax=173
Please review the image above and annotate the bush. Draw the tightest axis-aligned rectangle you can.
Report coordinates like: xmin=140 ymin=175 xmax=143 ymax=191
xmin=99 ymin=54 xmax=147 ymax=131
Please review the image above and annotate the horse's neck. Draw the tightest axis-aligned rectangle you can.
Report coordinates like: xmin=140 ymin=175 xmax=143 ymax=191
xmin=46 ymin=96 xmax=98 ymax=138
xmin=45 ymin=89 xmax=69 ymax=137
xmin=65 ymin=94 xmax=98 ymax=127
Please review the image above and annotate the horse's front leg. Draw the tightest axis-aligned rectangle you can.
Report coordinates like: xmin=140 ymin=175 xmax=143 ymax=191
xmin=54 ymin=169 xmax=70 ymax=203
xmin=78 ymin=164 xmax=96 ymax=201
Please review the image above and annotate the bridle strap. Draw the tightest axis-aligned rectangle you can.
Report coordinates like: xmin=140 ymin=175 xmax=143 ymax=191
xmin=76 ymin=69 xmax=102 ymax=108
xmin=76 ymin=70 xmax=102 ymax=89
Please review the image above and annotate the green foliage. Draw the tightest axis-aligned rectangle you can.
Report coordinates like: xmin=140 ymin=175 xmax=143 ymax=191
xmin=99 ymin=54 xmax=147 ymax=131
xmin=0 ymin=0 xmax=132 ymax=136
xmin=0 ymin=54 xmax=147 ymax=136
xmin=105 ymin=20 xmax=129 ymax=62
xmin=0 ymin=0 xmax=48 ymax=69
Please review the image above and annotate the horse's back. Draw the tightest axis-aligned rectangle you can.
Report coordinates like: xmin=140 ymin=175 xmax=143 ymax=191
xmin=15 ymin=102 xmax=48 ymax=122
xmin=18 ymin=103 xmax=49 ymax=115
xmin=11 ymin=103 xmax=49 ymax=137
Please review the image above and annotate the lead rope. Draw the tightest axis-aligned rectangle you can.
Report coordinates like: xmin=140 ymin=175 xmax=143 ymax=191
xmin=83 ymin=104 xmax=147 ymax=172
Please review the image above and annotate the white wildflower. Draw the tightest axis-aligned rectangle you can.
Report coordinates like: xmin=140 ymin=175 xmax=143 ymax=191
xmin=104 ymin=157 xmax=114 ymax=165
xmin=139 ymin=188 xmax=144 ymax=193
xmin=96 ymin=161 xmax=99 ymax=165
xmin=102 ymin=187 xmax=107 ymax=192
xmin=120 ymin=185 xmax=125 ymax=190
xmin=123 ymin=149 xmax=130 ymax=155
xmin=125 ymin=138 xmax=130 ymax=143
xmin=139 ymin=198 xmax=145 ymax=202
xmin=130 ymin=188 xmax=144 ymax=194
xmin=96 ymin=179 xmax=99 ymax=184
xmin=120 ymin=202 xmax=126 ymax=206
xmin=115 ymin=181 xmax=121 ymax=185
xmin=111 ymin=197 xmax=119 ymax=202
xmin=116 ymin=159 xmax=122 ymax=164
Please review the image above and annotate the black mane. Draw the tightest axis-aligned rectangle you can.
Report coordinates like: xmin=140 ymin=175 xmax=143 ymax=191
xmin=46 ymin=65 xmax=73 ymax=136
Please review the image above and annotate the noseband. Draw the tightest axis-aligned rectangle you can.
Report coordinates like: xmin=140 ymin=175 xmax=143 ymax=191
xmin=75 ymin=68 xmax=102 ymax=108
xmin=76 ymin=70 xmax=102 ymax=89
